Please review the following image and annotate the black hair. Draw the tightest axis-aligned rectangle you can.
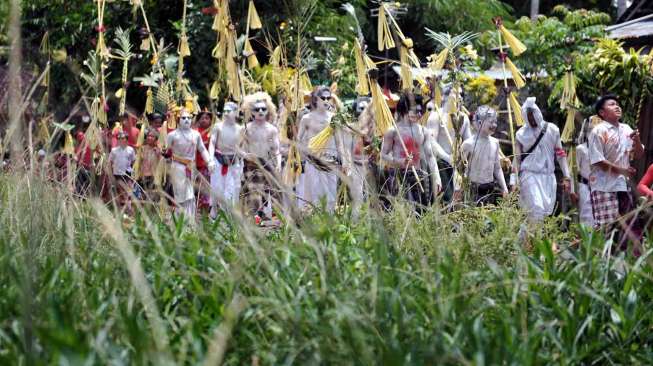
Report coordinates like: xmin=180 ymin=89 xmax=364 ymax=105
xmin=594 ymin=94 xmax=618 ymax=115
xmin=396 ymin=90 xmax=415 ymax=117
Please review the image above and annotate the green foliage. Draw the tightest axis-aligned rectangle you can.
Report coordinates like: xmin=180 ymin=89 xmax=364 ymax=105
xmin=574 ymin=39 xmax=653 ymax=125
xmin=2 ymin=172 xmax=653 ymax=364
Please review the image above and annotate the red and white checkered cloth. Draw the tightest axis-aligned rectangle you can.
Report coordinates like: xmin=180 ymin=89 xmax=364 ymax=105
xmin=591 ymin=191 xmax=619 ymax=226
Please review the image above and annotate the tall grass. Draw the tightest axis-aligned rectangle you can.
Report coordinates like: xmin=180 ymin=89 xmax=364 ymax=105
xmin=1 ymin=172 xmax=652 ymax=365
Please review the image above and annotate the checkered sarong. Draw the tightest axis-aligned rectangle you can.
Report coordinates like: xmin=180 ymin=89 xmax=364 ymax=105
xmin=590 ymin=191 xmax=619 ymax=226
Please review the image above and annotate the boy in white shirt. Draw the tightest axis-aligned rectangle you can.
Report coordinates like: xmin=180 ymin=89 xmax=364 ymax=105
xmin=461 ymin=105 xmax=508 ymax=205
xmin=109 ymin=131 xmax=136 ymax=212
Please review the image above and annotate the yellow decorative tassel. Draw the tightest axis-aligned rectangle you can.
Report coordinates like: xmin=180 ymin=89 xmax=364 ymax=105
xmin=560 ymin=71 xmax=576 ymax=110
xmin=354 ymin=39 xmax=370 ymax=96
xmin=430 ymin=48 xmax=449 ymax=71
xmin=499 ymin=24 xmax=526 ymax=56
xmin=145 ymin=88 xmax=154 ymax=113
xmin=115 ymin=88 xmax=124 ymax=99
xmin=370 ymin=80 xmax=394 ymax=136
xmin=399 ymin=45 xmax=413 ymax=90
xmin=185 ymin=96 xmax=194 ymax=112
xmin=377 ymin=4 xmax=395 ymax=51
xmin=283 ymin=145 xmax=302 ymax=185
xmin=561 ymin=109 xmax=576 ymax=143
xmin=52 ymin=49 xmax=67 ymax=63
xmin=270 ymin=45 xmax=282 ymax=68
xmin=210 ymin=81 xmax=220 ymax=100
xmin=154 ymin=157 xmax=167 ymax=187
xmin=244 ymin=39 xmax=259 ymax=69
xmin=38 ymin=119 xmax=51 ymax=146
xmin=63 ymin=131 xmax=75 ymax=155
xmin=508 ymin=92 xmax=524 ymax=127
xmin=179 ymin=35 xmax=191 ymax=57
xmin=97 ymin=33 xmax=110 ymax=58
xmin=434 ymin=84 xmax=443 ymax=107
xmin=505 ymin=57 xmax=526 ymax=89
xmin=308 ymin=125 xmax=334 ymax=153
xmin=86 ymin=120 xmax=102 ymax=151
xmin=159 ymin=121 xmax=168 ymax=148
xmin=247 ymin=0 xmax=262 ymax=30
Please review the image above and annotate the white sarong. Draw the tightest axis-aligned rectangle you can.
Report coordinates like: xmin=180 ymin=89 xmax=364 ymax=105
xmin=298 ymin=162 xmax=337 ymax=211
xmin=519 ymin=171 xmax=556 ymax=222
xmin=578 ymin=182 xmax=594 ymax=227
xmin=210 ymin=161 xmax=242 ymax=207
xmin=170 ymin=161 xmax=195 ymax=204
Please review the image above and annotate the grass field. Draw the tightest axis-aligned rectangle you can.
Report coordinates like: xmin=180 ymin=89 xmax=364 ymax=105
xmin=1 ymin=172 xmax=652 ymax=365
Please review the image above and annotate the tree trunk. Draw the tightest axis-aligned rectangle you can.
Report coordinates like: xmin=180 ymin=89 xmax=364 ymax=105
xmin=530 ymin=0 xmax=540 ymax=20
xmin=617 ymin=0 xmax=628 ymax=19
xmin=8 ymin=0 xmax=23 ymax=168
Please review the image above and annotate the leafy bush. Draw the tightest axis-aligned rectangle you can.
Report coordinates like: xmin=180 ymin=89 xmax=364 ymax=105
xmin=1 ymin=172 xmax=653 ymax=364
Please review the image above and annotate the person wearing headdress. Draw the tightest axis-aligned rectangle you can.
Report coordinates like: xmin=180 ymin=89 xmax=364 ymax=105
xmin=194 ymin=109 xmax=214 ymax=212
xmin=573 ymin=116 xmax=597 ymax=227
xmin=510 ymin=97 xmax=571 ymax=231
xmin=208 ymin=101 xmax=245 ymax=217
xmin=241 ymin=92 xmax=281 ymax=221
xmin=381 ymin=90 xmax=441 ymax=210
xmin=588 ymin=95 xmax=644 ymax=251
xmin=109 ymin=130 xmax=136 ymax=214
xmin=426 ymin=87 xmax=472 ymax=203
xmin=166 ymin=108 xmax=216 ymax=219
xmin=297 ymin=86 xmax=350 ymax=212
xmin=460 ymin=105 xmax=508 ymax=206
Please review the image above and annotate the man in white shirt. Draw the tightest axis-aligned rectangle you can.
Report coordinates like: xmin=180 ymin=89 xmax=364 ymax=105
xmin=461 ymin=105 xmax=508 ymax=205
xmin=587 ymin=95 xmax=644 ymax=248
xmin=109 ymin=131 xmax=136 ymax=212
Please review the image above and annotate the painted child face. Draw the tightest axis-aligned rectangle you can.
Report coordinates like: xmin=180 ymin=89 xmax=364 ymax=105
xmin=179 ymin=110 xmax=193 ymax=129
xmin=223 ymin=102 xmax=238 ymax=121
xmin=407 ymin=106 xmax=422 ymax=123
xmin=252 ymin=101 xmax=268 ymax=121
xmin=316 ymin=91 xmax=333 ymax=111
xmin=355 ymin=100 xmax=369 ymax=116
xmin=479 ymin=117 xmax=497 ymax=137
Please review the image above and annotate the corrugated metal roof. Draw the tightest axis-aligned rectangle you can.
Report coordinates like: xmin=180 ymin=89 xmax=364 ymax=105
xmin=608 ymin=20 xmax=653 ymax=39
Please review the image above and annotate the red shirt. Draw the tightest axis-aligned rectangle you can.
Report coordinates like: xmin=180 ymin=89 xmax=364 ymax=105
xmin=195 ymin=126 xmax=211 ymax=170
xmin=637 ymin=164 xmax=653 ymax=198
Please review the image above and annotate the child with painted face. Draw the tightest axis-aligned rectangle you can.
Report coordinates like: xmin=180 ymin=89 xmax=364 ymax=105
xmin=460 ymin=105 xmax=508 ymax=206
xmin=166 ymin=108 xmax=216 ymax=219
xmin=208 ymin=101 xmax=246 ymax=217
xmin=296 ymin=86 xmax=350 ymax=212
xmin=138 ymin=127 xmax=161 ymax=200
xmin=242 ymin=92 xmax=281 ymax=220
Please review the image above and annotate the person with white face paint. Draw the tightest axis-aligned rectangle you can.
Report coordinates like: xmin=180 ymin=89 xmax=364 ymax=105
xmin=297 ymin=86 xmax=351 ymax=212
xmin=461 ymin=105 xmax=508 ymax=206
xmin=166 ymin=109 xmax=216 ymax=219
xmin=242 ymin=92 xmax=281 ymax=220
xmin=511 ymin=97 xmax=571 ymax=229
xmin=425 ymin=88 xmax=472 ymax=203
xmin=208 ymin=101 xmax=245 ymax=217
xmin=381 ymin=91 xmax=441 ymax=210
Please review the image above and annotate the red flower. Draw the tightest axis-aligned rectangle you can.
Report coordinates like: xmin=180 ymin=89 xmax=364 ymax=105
xmin=201 ymin=6 xmax=218 ymax=15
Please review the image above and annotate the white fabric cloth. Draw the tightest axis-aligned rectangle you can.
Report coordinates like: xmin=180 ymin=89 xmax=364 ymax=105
xmin=588 ymin=121 xmax=636 ymax=193
xmin=298 ymin=162 xmax=337 ymax=211
xmin=170 ymin=161 xmax=195 ymax=204
xmin=578 ymin=182 xmax=594 ymax=227
xmin=516 ymin=123 xmax=562 ymax=176
xmin=109 ymin=146 xmax=135 ymax=176
xmin=210 ymin=161 xmax=243 ymax=207
xmin=519 ymin=171 xmax=557 ymax=222
xmin=576 ymin=143 xmax=591 ymax=181
xmin=576 ymin=143 xmax=594 ymax=227
xmin=461 ymin=136 xmax=503 ymax=185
